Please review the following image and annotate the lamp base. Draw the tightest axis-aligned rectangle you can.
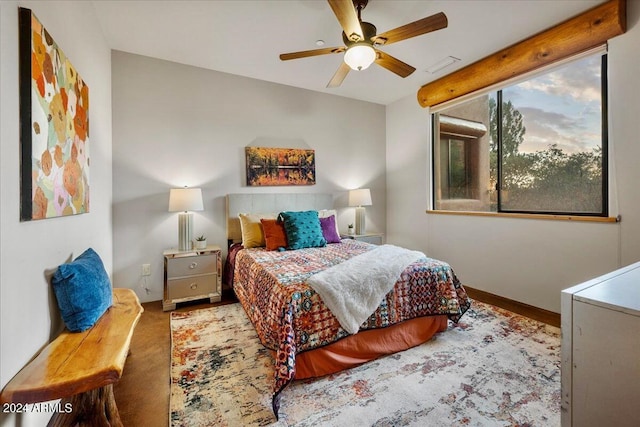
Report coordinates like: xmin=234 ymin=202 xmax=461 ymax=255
xmin=355 ymin=206 xmax=366 ymax=235
xmin=178 ymin=212 xmax=193 ymax=251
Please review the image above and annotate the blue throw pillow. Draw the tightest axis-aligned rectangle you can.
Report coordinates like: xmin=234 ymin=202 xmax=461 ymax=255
xmin=52 ymin=248 xmax=113 ymax=332
xmin=279 ymin=210 xmax=326 ymax=250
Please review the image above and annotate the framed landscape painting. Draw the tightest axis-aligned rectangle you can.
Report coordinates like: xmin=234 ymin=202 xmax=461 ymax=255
xmin=245 ymin=147 xmax=316 ymax=186
xmin=18 ymin=8 xmax=90 ymax=221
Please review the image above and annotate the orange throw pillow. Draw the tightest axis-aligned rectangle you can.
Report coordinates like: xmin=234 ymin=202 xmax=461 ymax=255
xmin=261 ymin=219 xmax=288 ymax=251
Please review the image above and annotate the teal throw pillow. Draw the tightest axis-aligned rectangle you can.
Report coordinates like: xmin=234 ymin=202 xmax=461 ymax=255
xmin=279 ymin=210 xmax=327 ymax=250
xmin=52 ymin=248 xmax=113 ymax=332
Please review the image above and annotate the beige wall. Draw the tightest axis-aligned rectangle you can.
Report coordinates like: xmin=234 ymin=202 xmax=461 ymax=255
xmin=0 ymin=1 xmax=112 ymax=425
xmin=386 ymin=0 xmax=640 ymax=313
xmin=110 ymin=51 xmax=386 ymax=303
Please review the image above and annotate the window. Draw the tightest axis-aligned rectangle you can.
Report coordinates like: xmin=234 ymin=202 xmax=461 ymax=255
xmin=432 ymin=53 xmax=607 ymax=216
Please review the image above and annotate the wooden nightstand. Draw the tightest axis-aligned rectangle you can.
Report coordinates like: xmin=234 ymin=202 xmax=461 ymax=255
xmin=341 ymin=233 xmax=384 ymax=245
xmin=163 ymin=245 xmax=222 ymax=311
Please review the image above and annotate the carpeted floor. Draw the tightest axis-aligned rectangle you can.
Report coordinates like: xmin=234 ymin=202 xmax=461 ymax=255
xmin=170 ymin=300 xmax=560 ymax=426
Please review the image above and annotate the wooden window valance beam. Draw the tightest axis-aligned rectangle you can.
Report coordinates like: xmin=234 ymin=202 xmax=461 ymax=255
xmin=417 ymin=0 xmax=626 ymax=108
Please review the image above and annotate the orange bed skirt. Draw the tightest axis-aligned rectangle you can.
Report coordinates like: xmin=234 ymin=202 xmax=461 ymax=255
xmin=290 ymin=315 xmax=449 ymax=379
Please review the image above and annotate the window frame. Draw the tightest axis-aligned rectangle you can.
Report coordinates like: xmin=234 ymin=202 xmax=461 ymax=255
xmin=430 ymin=53 xmax=609 ymax=218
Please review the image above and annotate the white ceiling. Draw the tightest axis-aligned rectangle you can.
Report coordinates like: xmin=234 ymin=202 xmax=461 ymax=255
xmin=91 ymin=0 xmax=604 ymax=106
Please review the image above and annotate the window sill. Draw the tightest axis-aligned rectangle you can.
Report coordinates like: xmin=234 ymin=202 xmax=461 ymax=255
xmin=426 ymin=209 xmax=619 ymax=223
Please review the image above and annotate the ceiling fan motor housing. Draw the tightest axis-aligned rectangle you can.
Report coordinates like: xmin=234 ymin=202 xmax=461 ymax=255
xmin=342 ymin=21 xmax=377 ymax=46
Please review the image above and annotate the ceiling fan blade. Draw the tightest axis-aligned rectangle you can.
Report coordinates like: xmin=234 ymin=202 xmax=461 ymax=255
xmin=327 ymin=0 xmax=363 ymax=42
xmin=372 ymin=12 xmax=448 ymax=46
xmin=375 ymin=51 xmax=416 ymax=78
xmin=280 ymin=46 xmax=345 ymax=61
xmin=327 ymin=62 xmax=351 ymax=88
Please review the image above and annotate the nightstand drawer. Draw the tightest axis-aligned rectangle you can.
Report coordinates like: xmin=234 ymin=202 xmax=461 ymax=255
xmin=340 ymin=233 xmax=383 ymax=245
xmin=167 ymin=274 xmax=216 ymax=300
xmin=356 ymin=235 xmax=382 ymax=245
xmin=167 ymin=254 xmax=215 ymax=278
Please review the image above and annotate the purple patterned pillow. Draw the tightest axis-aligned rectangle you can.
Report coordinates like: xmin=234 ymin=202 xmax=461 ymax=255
xmin=319 ymin=215 xmax=341 ymax=244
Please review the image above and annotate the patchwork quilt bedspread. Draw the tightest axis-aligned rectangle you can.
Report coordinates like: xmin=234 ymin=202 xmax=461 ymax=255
xmin=232 ymin=239 xmax=471 ymax=416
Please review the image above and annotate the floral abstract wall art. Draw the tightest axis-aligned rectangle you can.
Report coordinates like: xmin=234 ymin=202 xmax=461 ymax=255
xmin=19 ymin=8 xmax=90 ymax=221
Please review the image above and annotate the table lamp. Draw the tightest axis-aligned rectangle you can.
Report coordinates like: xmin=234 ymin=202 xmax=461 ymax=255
xmin=168 ymin=187 xmax=204 ymax=251
xmin=348 ymin=188 xmax=372 ymax=235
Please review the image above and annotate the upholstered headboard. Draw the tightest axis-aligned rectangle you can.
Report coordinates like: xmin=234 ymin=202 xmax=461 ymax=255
xmin=226 ymin=193 xmax=334 ymax=243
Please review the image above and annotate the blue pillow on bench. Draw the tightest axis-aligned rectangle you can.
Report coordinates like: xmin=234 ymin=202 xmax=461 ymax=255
xmin=52 ymin=248 xmax=113 ymax=332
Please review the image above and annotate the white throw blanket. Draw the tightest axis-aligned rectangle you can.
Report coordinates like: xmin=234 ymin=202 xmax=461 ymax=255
xmin=306 ymin=244 xmax=425 ymax=334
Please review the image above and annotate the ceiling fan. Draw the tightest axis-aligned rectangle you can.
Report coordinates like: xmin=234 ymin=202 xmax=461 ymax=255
xmin=279 ymin=0 xmax=448 ymax=88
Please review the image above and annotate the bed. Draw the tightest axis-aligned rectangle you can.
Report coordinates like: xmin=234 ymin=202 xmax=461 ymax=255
xmin=225 ymin=193 xmax=471 ymax=417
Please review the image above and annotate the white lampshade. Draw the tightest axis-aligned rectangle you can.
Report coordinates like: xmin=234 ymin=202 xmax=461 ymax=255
xmin=169 ymin=188 xmax=203 ymax=251
xmin=348 ymin=188 xmax=372 ymax=207
xmin=168 ymin=188 xmax=203 ymax=212
xmin=344 ymin=44 xmax=376 ymax=71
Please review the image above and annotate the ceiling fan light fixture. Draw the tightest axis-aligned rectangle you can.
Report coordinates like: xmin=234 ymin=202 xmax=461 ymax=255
xmin=344 ymin=43 xmax=376 ymax=71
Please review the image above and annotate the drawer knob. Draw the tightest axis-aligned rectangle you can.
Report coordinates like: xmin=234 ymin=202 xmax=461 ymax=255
xmin=189 ymin=262 xmax=198 ymax=269
xmin=190 ymin=283 xmax=198 ymax=290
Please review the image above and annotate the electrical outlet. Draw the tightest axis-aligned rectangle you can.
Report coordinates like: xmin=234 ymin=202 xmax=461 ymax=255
xmin=141 ymin=264 xmax=151 ymax=276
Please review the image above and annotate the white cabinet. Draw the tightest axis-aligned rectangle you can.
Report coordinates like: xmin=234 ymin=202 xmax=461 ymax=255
xmin=561 ymin=262 xmax=640 ymax=427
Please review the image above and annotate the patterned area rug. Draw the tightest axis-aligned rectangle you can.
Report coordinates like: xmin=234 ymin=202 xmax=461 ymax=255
xmin=170 ymin=301 xmax=560 ymax=426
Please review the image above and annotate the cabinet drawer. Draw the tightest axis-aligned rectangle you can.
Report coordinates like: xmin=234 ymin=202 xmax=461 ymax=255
xmin=167 ymin=274 xmax=216 ymax=300
xmin=357 ymin=235 xmax=382 ymax=245
xmin=167 ymin=254 xmax=215 ymax=278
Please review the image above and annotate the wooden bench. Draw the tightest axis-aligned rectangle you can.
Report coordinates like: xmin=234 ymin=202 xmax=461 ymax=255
xmin=0 ymin=288 xmax=143 ymax=426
